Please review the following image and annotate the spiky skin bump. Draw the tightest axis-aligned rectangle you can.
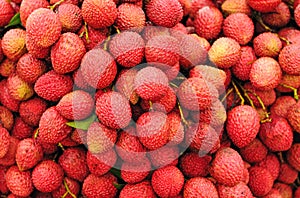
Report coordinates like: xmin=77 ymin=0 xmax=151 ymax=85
xmin=81 ymin=0 xmax=117 ymax=29
xmin=82 ymin=173 xmax=118 ymax=198
xmin=87 ymin=149 xmax=117 ymax=177
xmin=1 ymin=29 xmax=27 ymax=61
xmin=253 ymin=32 xmax=282 ymax=58
xmin=52 ymin=177 xmax=80 ymax=198
xmin=121 ymin=158 xmax=151 ymax=184
xmin=208 ymin=37 xmax=241 ymax=69
xmin=7 ymin=73 xmax=34 ymax=101
xmin=279 ymin=44 xmax=300 ymax=75
xmin=16 ymin=53 xmax=46 ymax=84
xmin=178 ymin=77 xmax=218 ymax=111
xmin=57 ymin=4 xmax=82 ymax=33
xmin=223 ymin=13 xmax=254 ymax=45
xmin=34 ymin=70 xmax=73 ymax=102
xmin=262 ymin=2 xmax=290 ymax=28
xmin=136 ymin=111 xmax=169 ymax=150
xmin=19 ymin=0 xmax=49 ymax=27
xmin=248 ymin=166 xmax=274 ymax=197
xmin=194 ymin=6 xmax=223 ymax=40
xmin=51 ymin=33 xmax=86 ymax=74
xmin=5 ymin=166 xmax=33 ymax=197
xmin=246 ymin=0 xmax=281 ymax=13
xmin=184 ymin=177 xmax=219 ymax=198
xmin=295 ymin=5 xmax=300 ymax=28
xmin=87 ymin=122 xmax=117 ymax=154
xmin=58 ymin=148 xmax=89 ymax=182
xmin=32 ymin=160 xmax=64 ymax=193
xmin=26 ymin=8 xmax=62 ymax=48
xmin=221 ymin=0 xmax=251 ymax=16
xmin=134 ymin=66 xmax=169 ymax=101
xmin=38 ymin=106 xmax=72 ymax=144
xmin=179 ymin=152 xmax=212 ymax=178
xmin=0 ymin=127 xmax=10 ymax=158
xmin=119 ymin=181 xmax=156 ymax=198
xmin=145 ymin=35 xmax=180 ymax=67
xmin=210 ymin=147 xmax=244 ymax=187
xmin=240 ymin=138 xmax=268 ymax=163
xmin=217 ymin=182 xmax=254 ymax=198
xmin=109 ymin=31 xmax=145 ymax=67
xmin=277 ymin=163 xmax=298 ymax=184
xmin=259 ymin=116 xmax=293 ymax=152
xmin=57 ymin=90 xmax=94 ymax=121
xmin=250 ymin=57 xmax=282 ymax=91
xmin=0 ymin=0 xmax=15 ymax=27
xmin=96 ymin=91 xmax=132 ymax=129
xmin=115 ymin=3 xmax=146 ymax=31
xmin=146 ymin=0 xmax=183 ymax=28
xmin=226 ymin=105 xmax=260 ymax=148
xmin=287 ymin=101 xmax=300 ymax=133
xmin=80 ymin=48 xmax=117 ymax=89
xmin=151 ymin=166 xmax=184 ymax=197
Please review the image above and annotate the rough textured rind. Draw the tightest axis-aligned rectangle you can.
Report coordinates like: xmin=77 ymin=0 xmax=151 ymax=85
xmin=221 ymin=0 xmax=251 ymax=16
xmin=149 ymin=146 xmax=179 ymax=168
xmin=52 ymin=177 xmax=80 ymax=198
xmin=146 ymin=0 xmax=183 ymax=28
xmin=270 ymin=96 xmax=296 ymax=118
xmin=119 ymin=181 xmax=156 ymax=198
xmin=243 ymin=82 xmax=276 ymax=107
xmin=57 ymin=4 xmax=82 ymax=33
xmin=81 ymin=0 xmax=117 ymax=29
xmin=7 ymin=73 xmax=34 ymax=101
xmin=257 ymin=154 xmax=280 ymax=181
xmin=262 ymin=2 xmax=290 ymax=28
xmin=78 ymin=26 xmax=108 ymax=51
xmin=20 ymin=0 xmax=49 ymax=27
xmin=277 ymin=163 xmax=298 ymax=184
xmin=217 ymin=182 xmax=254 ymax=198
xmin=248 ymin=166 xmax=274 ymax=196
xmin=0 ymin=80 xmax=20 ymax=112
xmin=184 ymin=177 xmax=219 ymax=198
xmin=0 ymin=106 xmax=14 ymax=131
xmin=253 ymin=32 xmax=282 ymax=58
xmin=226 ymin=105 xmax=260 ymax=148
xmin=0 ymin=0 xmax=15 ymax=27
xmin=287 ymin=143 xmax=300 ymax=171
xmin=246 ymin=0 xmax=281 ymax=13
xmin=121 ymin=158 xmax=151 ymax=183
xmin=240 ymin=138 xmax=268 ymax=163
xmin=287 ymin=101 xmax=300 ymax=133
xmin=276 ymin=74 xmax=300 ymax=93
xmin=0 ymin=127 xmax=10 ymax=158
xmin=11 ymin=117 xmax=34 ymax=140
xmin=279 ymin=44 xmax=300 ymax=75
xmin=19 ymin=97 xmax=47 ymax=126
xmin=0 ymin=137 xmax=19 ymax=166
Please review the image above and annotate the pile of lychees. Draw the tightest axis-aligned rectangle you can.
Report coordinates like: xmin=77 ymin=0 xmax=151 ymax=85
xmin=0 ymin=0 xmax=300 ymax=197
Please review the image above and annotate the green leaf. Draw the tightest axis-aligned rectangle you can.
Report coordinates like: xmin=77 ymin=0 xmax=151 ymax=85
xmin=66 ymin=114 xmax=97 ymax=130
xmin=113 ymin=183 xmax=125 ymax=190
xmin=110 ymin=168 xmax=122 ymax=180
xmin=5 ymin=13 xmax=22 ymax=29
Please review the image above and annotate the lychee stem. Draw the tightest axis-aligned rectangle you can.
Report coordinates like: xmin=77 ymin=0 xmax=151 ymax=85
xmin=280 ymin=84 xmax=299 ymax=101
xmin=62 ymin=179 xmax=77 ymax=198
xmin=221 ymin=88 xmax=233 ymax=103
xmin=49 ymin=0 xmax=65 ymax=10
xmin=297 ymin=177 xmax=300 ymax=186
xmin=113 ymin=26 xmax=121 ymax=34
xmin=231 ymin=81 xmax=245 ymax=105
xmin=278 ymin=35 xmax=291 ymax=45
xmin=253 ymin=11 xmax=275 ymax=32
xmin=149 ymin=101 xmax=153 ymax=110
xmin=58 ymin=142 xmax=65 ymax=151
xmin=170 ymin=82 xmax=178 ymax=88
xmin=177 ymin=102 xmax=189 ymax=126
xmin=33 ymin=129 xmax=39 ymax=139
xmin=232 ymin=80 xmax=255 ymax=108
xmin=79 ymin=22 xmax=90 ymax=43
xmin=278 ymin=152 xmax=285 ymax=163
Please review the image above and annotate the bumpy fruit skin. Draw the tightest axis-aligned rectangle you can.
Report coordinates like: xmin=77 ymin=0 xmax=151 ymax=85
xmin=7 ymin=73 xmax=34 ymax=101
xmin=259 ymin=116 xmax=293 ymax=152
xmin=244 ymin=83 xmax=276 ymax=107
xmin=145 ymin=35 xmax=180 ymax=67
xmin=273 ymin=182 xmax=293 ymax=198
xmin=276 ymin=73 xmax=300 ymax=93
xmin=11 ymin=117 xmax=33 ymax=140
xmin=0 ymin=127 xmax=10 ymax=158
xmin=81 ymin=0 xmax=117 ymax=29
xmin=25 ymin=38 xmax=50 ymax=59
xmin=210 ymin=147 xmax=244 ymax=187
xmin=82 ymin=173 xmax=118 ymax=198
xmin=226 ymin=105 xmax=260 ymax=148
xmin=194 ymin=6 xmax=223 ymax=40
xmin=78 ymin=26 xmax=108 ymax=51
xmin=19 ymin=97 xmax=47 ymax=126
xmin=0 ymin=137 xmax=19 ymax=166
xmin=51 ymin=33 xmax=86 ymax=74
xmin=57 ymin=90 xmax=94 ymax=120
xmin=287 ymin=143 xmax=300 ymax=171
xmin=223 ymin=13 xmax=254 ymax=45
xmin=134 ymin=66 xmax=169 ymax=101
xmin=257 ymin=154 xmax=280 ymax=181
xmin=250 ymin=57 xmax=282 ymax=91
xmin=146 ymin=0 xmax=183 ymax=28
xmin=16 ymin=138 xmax=43 ymax=171
xmin=119 ymin=181 xmax=156 ymax=198
xmin=121 ymin=158 xmax=151 ymax=183
xmin=167 ymin=111 xmax=184 ymax=145
xmin=253 ymin=32 xmax=282 ymax=58
xmin=38 ymin=106 xmax=72 ymax=144
xmin=57 ymin=4 xmax=82 ymax=33
xmin=52 ymin=177 xmax=80 ymax=198
xmin=240 ymin=138 xmax=268 ymax=163
xmin=217 ymin=182 xmax=254 ymax=198
xmin=277 ymin=163 xmax=298 ymax=184
xmin=152 ymin=166 xmax=184 ymax=197
xmin=0 ymin=80 xmax=20 ymax=112
xmin=184 ymin=177 xmax=219 ymax=198
xmin=295 ymin=187 xmax=300 ymax=198
xmin=246 ymin=0 xmax=281 ymax=13
xmin=115 ymin=3 xmax=146 ymax=31
xmin=221 ymin=0 xmax=251 ymax=16
xmin=32 ymin=160 xmax=64 ymax=193
xmin=0 ymin=59 xmax=16 ymax=78
xmin=87 ymin=149 xmax=117 ymax=177
xmin=96 ymin=91 xmax=131 ymax=129
xmin=248 ymin=166 xmax=274 ymax=196
xmin=80 ymin=48 xmax=117 ymax=89
xmin=109 ymin=31 xmax=145 ymax=67
xmin=262 ymin=2 xmax=290 ymax=28
xmin=1 ymin=29 xmax=27 ymax=61
xmin=136 ymin=111 xmax=169 ymax=150
xmin=270 ymin=96 xmax=297 ymax=118
xmin=0 ymin=0 xmax=15 ymax=27
xmin=5 ymin=166 xmax=33 ymax=197
xmin=16 ymin=53 xmax=46 ymax=84
xmin=34 ymin=70 xmax=73 ymax=102
xmin=179 ymin=152 xmax=211 ymax=178
xmin=19 ymin=0 xmax=49 ymax=27
xmin=58 ymin=148 xmax=89 ymax=182
xmin=0 ymin=106 xmax=14 ymax=131
xmin=279 ymin=44 xmax=300 ymax=75
xmin=287 ymin=101 xmax=300 ymax=133
xmin=262 ymin=188 xmax=283 ymax=198
xmin=208 ymin=37 xmax=241 ymax=69
xmin=87 ymin=122 xmax=117 ymax=154
xmin=149 ymin=146 xmax=179 ymax=168
xmin=26 ymin=8 xmax=62 ymax=48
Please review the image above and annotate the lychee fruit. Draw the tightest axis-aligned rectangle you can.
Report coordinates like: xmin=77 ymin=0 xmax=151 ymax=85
xmin=287 ymin=143 xmax=300 ymax=171
xmin=78 ymin=25 xmax=108 ymax=51
xmin=51 ymin=177 xmax=80 ymax=198
xmin=270 ymin=96 xmax=297 ymax=118
xmin=276 ymin=73 xmax=300 ymax=93
xmin=0 ymin=0 xmax=15 ymax=27
xmin=277 ymin=163 xmax=298 ymax=184
xmin=7 ymin=73 xmax=34 ymax=101
xmin=57 ymin=3 xmax=82 ymax=33
xmin=183 ymin=177 xmax=219 ymax=198
xmin=287 ymin=101 xmax=300 ymax=133
xmin=0 ymin=58 xmax=16 ymax=78
xmin=0 ymin=137 xmax=19 ymax=166
xmin=278 ymin=44 xmax=300 ymax=75
xmin=273 ymin=182 xmax=293 ymax=198
xmin=262 ymin=2 xmax=290 ymax=28
xmin=121 ymin=158 xmax=151 ymax=184
xmin=246 ymin=0 xmax=281 ymax=13
xmin=217 ymin=182 xmax=254 ymax=198
xmin=0 ymin=105 xmax=14 ymax=131
xmin=257 ymin=154 xmax=280 ymax=181
xmin=0 ymin=80 xmax=20 ymax=112
xmin=149 ymin=145 xmax=179 ymax=168
xmin=253 ymin=32 xmax=282 ymax=58
xmin=119 ymin=181 xmax=156 ymax=198
xmin=221 ymin=0 xmax=251 ymax=16
xmin=240 ymin=138 xmax=268 ymax=163
xmin=248 ymin=166 xmax=274 ymax=196
xmin=0 ymin=127 xmax=10 ymax=158
xmin=167 ymin=111 xmax=185 ymax=145
xmin=19 ymin=0 xmax=49 ymax=27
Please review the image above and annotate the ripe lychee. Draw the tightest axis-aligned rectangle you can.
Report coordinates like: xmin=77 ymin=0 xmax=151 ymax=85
xmin=221 ymin=0 xmax=251 ymax=16
xmin=287 ymin=143 xmax=300 ymax=171
xmin=217 ymin=182 xmax=254 ymax=198
xmin=51 ymin=177 xmax=80 ymax=198
xmin=262 ymin=2 xmax=290 ymax=28
xmin=277 ymin=163 xmax=298 ymax=184
xmin=19 ymin=0 xmax=49 ymax=27
xmin=57 ymin=3 xmax=82 ymax=33
xmin=246 ymin=0 xmax=281 ymax=13
xmin=0 ymin=137 xmax=19 ymax=166
xmin=7 ymin=73 xmax=34 ymax=101
xmin=0 ymin=80 xmax=20 ymax=112
xmin=253 ymin=32 xmax=282 ymax=58
xmin=279 ymin=44 xmax=300 ymax=75
xmin=240 ymin=138 xmax=268 ymax=163
xmin=248 ymin=166 xmax=274 ymax=196
xmin=0 ymin=0 xmax=15 ymax=27
xmin=121 ymin=158 xmax=151 ymax=184
xmin=287 ymin=101 xmax=300 ymax=133
xmin=149 ymin=146 xmax=179 ymax=168
xmin=183 ymin=177 xmax=219 ymax=198
xmin=119 ymin=181 xmax=156 ymax=198
xmin=78 ymin=25 xmax=108 ymax=51
xmin=0 ymin=127 xmax=10 ymax=158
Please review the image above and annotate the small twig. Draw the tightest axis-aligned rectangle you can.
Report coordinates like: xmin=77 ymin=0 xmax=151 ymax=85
xmin=62 ymin=179 xmax=77 ymax=198
xmin=221 ymin=88 xmax=233 ymax=103
xmin=280 ymin=84 xmax=299 ymax=101
xmin=231 ymin=81 xmax=245 ymax=105
xmin=177 ymin=102 xmax=189 ymax=126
